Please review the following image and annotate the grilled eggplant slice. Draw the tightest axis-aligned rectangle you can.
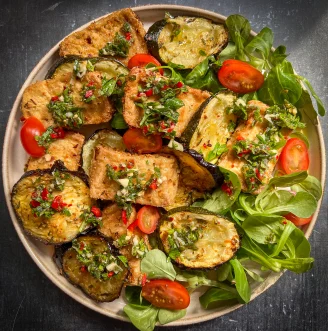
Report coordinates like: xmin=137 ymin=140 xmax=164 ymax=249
xmin=11 ymin=162 xmax=92 ymax=244
xmin=145 ymin=16 xmax=228 ymax=69
xmin=82 ymin=129 xmax=126 ymax=176
xmin=61 ymin=235 xmax=128 ymax=302
xmin=159 ymin=207 xmax=240 ymax=269
xmin=46 ymin=57 xmax=129 ymax=80
xmin=180 ymin=92 xmax=237 ymax=162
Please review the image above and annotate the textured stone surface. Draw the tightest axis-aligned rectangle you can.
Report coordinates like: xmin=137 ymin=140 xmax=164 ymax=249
xmin=1 ymin=0 xmax=327 ymax=330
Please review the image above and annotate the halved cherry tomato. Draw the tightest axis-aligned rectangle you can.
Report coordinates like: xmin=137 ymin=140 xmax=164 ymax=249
xmin=127 ymin=54 xmax=164 ymax=75
xmin=285 ymin=213 xmax=313 ymax=226
xmin=279 ymin=138 xmax=309 ymax=174
xmin=137 ymin=206 xmax=160 ymax=234
xmin=141 ymin=279 xmax=190 ymax=309
xmin=20 ymin=117 xmax=46 ymax=157
xmin=123 ymin=128 xmax=162 ymax=154
xmin=218 ymin=59 xmax=264 ymax=94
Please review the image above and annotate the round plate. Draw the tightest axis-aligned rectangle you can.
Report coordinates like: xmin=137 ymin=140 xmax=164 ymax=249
xmin=2 ymin=4 xmax=326 ymax=327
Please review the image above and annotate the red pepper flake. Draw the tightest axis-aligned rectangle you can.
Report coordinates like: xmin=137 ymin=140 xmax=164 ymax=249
xmin=122 ymin=210 xmax=128 ymax=224
xmin=91 ymin=206 xmax=102 ymax=217
xmin=85 ymin=90 xmax=93 ymax=98
xmin=169 ymin=217 xmax=174 ymax=221
xmin=203 ymin=143 xmax=207 ymax=148
xmin=149 ymin=179 xmax=158 ymax=190
xmin=237 ymin=149 xmax=251 ymax=157
xmin=141 ymin=273 xmax=147 ymax=286
xmin=127 ymin=160 xmax=135 ymax=169
xmin=51 ymin=96 xmax=59 ymax=102
xmin=41 ymin=188 xmax=49 ymax=201
xmin=145 ymin=88 xmax=153 ymax=97
xmin=20 ymin=116 xmax=26 ymax=122
xmin=31 ymin=191 xmax=38 ymax=199
xmin=127 ymin=219 xmax=138 ymax=232
xmin=30 ymin=200 xmax=40 ymax=208
xmin=142 ymin=126 xmax=149 ymax=134
xmin=236 ymin=135 xmax=245 ymax=141
xmin=161 ymin=85 xmax=169 ymax=90
xmin=87 ymin=81 xmax=94 ymax=87
xmin=282 ymin=220 xmax=287 ymax=225
xmin=80 ymin=266 xmax=87 ymax=272
xmin=250 ymin=177 xmax=255 ymax=183
xmin=79 ymin=242 xmax=85 ymax=250
xmin=116 ymin=80 xmax=122 ymax=87
xmin=175 ymin=81 xmax=184 ymax=88
xmin=221 ymin=182 xmax=233 ymax=196
xmin=50 ymin=127 xmax=65 ymax=139
xmin=112 ymin=165 xmax=118 ymax=170
xmin=255 ymin=168 xmax=262 ymax=181
xmin=107 ymin=271 xmax=115 ymax=278
xmin=51 ymin=195 xmax=67 ymax=211
xmin=125 ymin=32 xmax=131 ymax=41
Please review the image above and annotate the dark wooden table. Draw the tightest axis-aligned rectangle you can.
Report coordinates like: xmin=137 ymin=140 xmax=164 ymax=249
xmin=1 ymin=0 xmax=327 ymax=330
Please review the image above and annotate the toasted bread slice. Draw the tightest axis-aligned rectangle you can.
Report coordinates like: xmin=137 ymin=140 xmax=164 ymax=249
xmin=123 ymin=67 xmax=210 ymax=137
xmin=21 ymin=71 xmax=114 ymax=128
xmin=89 ymin=145 xmax=179 ymax=207
xmin=26 ymin=131 xmax=85 ymax=171
xmin=59 ymin=8 xmax=148 ymax=66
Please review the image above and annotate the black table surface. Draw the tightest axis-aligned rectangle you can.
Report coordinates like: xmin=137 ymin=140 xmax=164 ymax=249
xmin=1 ymin=0 xmax=327 ymax=330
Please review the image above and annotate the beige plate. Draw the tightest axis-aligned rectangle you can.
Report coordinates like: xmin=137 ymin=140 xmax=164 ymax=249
xmin=2 ymin=4 xmax=326 ymax=326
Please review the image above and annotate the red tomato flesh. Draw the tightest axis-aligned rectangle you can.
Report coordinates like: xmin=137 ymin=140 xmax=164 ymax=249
xmin=285 ymin=213 xmax=313 ymax=226
xmin=128 ymin=54 xmax=164 ymax=75
xmin=142 ymin=279 xmax=190 ymax=309
xmin=20 ymin=117 xmax=46 ymax=157
xmin=123 ymin=128 xmax=162 ymax=154
xmin=137 ymin=206 xmax=160 ymax=234
xmin=218 ymin=59 xmax=264 ymax=94
xmin=279 ymin=138 xmax=309 ymax=174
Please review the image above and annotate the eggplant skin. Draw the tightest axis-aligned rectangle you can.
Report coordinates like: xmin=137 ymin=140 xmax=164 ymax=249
xmin=159 ymin=207 xmax=240 ymax=269
xmin=11 ymin=161 xmax=92 ymax=245
xmin=60 ymin=235 xmax=128 ymax=302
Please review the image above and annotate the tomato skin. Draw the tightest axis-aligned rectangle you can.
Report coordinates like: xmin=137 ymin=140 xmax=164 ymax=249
xmin=20 ymin=117 xmax=46 ymax=157
xmin=128 ymin=54 xmax=163 ymax=75
xmin=137 ymin=206 xmax=160 ymax=234
xmin=279 ymin=138 xmax=309 ymax=174
xmin=123 ymin=128 xmax=162 ymax=154
xmin=142 ymin=279 xmax=190 ymax=309
xmin=218 ymin=59 xmax=264 ymax=94
xmin=285 ymin=213 xmax=313 ymax=226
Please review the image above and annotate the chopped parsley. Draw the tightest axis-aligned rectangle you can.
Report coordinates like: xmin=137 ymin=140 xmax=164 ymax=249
xmin=73 ymin=59 xmax=95 ymax=79
xmin=34 ymin=126 xmax=63 ymax=149
xmin=47 ymin=87 xmax=84 ymax=128
xmin=79 ymin=207 xmax=103 ymax=232
xmin=80 ymin=82 xmax=96 ymax=103
xmin=131 ymin=237 xmax=149 ymax=259
xmin=51 ymin=170 xmax=70 ymax=191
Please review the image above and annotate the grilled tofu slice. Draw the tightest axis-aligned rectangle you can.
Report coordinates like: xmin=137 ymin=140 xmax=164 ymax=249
xmin=26 ymin=131 xmax=85 ymax=171
xmin=218 ymin=100 xmax=283 ymax=193
xmin=21 ymin=72 xmax=114 ymax=129
xmin=89 ymin=145 xmax=179 ymax=207
xmin=123 ymin=67 xmax=210 ymax=137
xmin=59 ymin=8 xmax=148 ymax=66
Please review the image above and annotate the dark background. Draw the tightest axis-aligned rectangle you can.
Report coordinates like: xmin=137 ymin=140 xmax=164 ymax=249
xmin=1 ymin=0 xmax=327 ymax=330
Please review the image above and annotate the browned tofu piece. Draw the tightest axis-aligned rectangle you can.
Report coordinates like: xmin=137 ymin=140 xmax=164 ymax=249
xmin=218 ymin=100 xmax=283 ymax=193
xmin=89 ymin=145 xmax=179 ymax=207
xmin=59 ymin=8 xmax=148 ymax=66
xmin=123 ymin=67 xmax=210 ymax=137
xmin=26 ymin=131 xmax=85 ymax=171
xmin=21 ymin=71 xmax=114 ymax=129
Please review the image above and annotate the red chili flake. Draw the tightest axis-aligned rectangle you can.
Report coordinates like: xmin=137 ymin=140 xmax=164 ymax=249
xmin=30 ymin=200 xmax=40 ymax=208
xmin=31 ymin=191 xmax=38 ymax=199
xmin=108 ymin=271 xmax=115 ymax=278
xmin=54 ymin=127 xmax=65 ymax=138
xmin=221 ymin=182 xmax=233 ymax=196
xmin=237 ymin=149 xmax=251 ymax=157
xmin=127 ymin=160 xmax=135 ymax=169
xmin=141 ymin=273 xmax=147 ymax=286
xmin=41 ymin=188 xmax=49 ymax=201
xmin=79 ymin=242 xmax=85 ymax=250
xmin=20 ymin=116 xmax=26 ymax=122
xmin=160 ymin=121 xmax=166 ymax=130
xmin=112 ymin=165 xmax=118 ymax=171
xmin=87 ymin=81 xmax=95 ymax=87
xmin=236 ymin=135 xmax=245 ymax=141
xmin=145 ymin=88 xmax=153 ymax=97
xmin=255 ymin=168 xmax=262 ymax=181
xmin=125 ymin=32 xmax=131 ymax=41
xmin=149 ymin=179 xmax=158 ymax=190
xmin=175 ymin=81 xmax=184 ymax=88
xmin=116 ymin=80 xmax=122 ymax=87
xmin=51 ymin=195 xmax=67 ymax=211
xmin=121 ymin=210 xmax=128 ymax=224
xmin=142 ymin=126 xmax=149 ymax=134
xmin=85 ymin=90 xmax=93 ymax=98
xmin=203 ymin=143 xmax=207 ymax=148
xmin=128 ymin=219 xmax=138 ymax=232
xmin=51 ymin=96 xmax=59 ymax=102
xmin=80 ymin=266 xmax=87 ymax=272
xmin=169 ymin=217 xmax=174 ymax=221
xmin=91 ymin=206 xmax=102 ymax=217
xmin=250 ymin=177 xmax=255 ymax=183
xmin=282 ymin=220 xmax=287 ymax=225
xmin=161 ymin=85 xmax=169 ymax=90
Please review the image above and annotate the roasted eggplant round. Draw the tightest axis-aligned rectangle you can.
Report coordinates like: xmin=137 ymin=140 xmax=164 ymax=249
xmin=45 ymin=56 xmax=129 ymax=80
xmin=60 ymin=235 xmax=128 ymax=302
xmin=82 ymin=129 xmax=126 ymax=176
xmin=159 ymin=207 xmax=240 ymax=269
xmin=145 ymin=16 xmax=228 ymax=69
xmin=11 ymin=163 xmax=92 ymax=244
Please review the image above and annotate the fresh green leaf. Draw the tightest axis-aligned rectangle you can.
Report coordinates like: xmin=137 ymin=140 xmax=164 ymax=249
xmin=124 ymin=304 xmax=159 ymax=331
xmin=199 ymin=288 xmax=237 ymax=309
xmin=125 ymin=286 xmax=146 ymax=305
xmin=217 ymin=263 xmax=232 ymax=282
xmin=110 ymin=112 xmax=128 ymax=129
xmin=295 ymin=89 xmax=319 ymax=125
xmin=141 ymin=249 xmax=176 ymax=281
xmin=158 ymin=309 xmax=186 ymax=325
xmin=205 ymin=143 xmax=228 ymax=162
xmin=229 ymin=259 xmax=251 ymax=303
xmin=278 ymin=257 xmax=314 ymax=273
xmin=269 ymin=45 xmax=288 ymax=66
xmin=291 ymin=175 xmax=322 ymax=201
xmin=99 ymin=77 xmax=117 ymax=97
xmin=243 ymin=267 xmax=264 ymax=282
xmin=176 ymin=270 xmax=219 ymax=289
xmin=270 ymin=221 xmax=296 ymax=257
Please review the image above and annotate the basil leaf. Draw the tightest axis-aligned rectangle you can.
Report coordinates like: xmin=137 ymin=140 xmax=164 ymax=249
xmin=141 ymin=249 xmax=176 ymax=281
xmin=295 ymin=89 xmax=318 ymax=125
xmin=124 ymin=304 xmax=159 ymax=331
xmin=269 ymin=45 xmax=288 ymax=66
xmin=110 ymin=112 xmax=128 ymax=129
xmin=199 ymin=288 xmax=237 ymax=309
xmin=291 ymin=175 xmax=322 ymax=201
xmin=158 ymin=309 xmax=186 ymax=325
xmin=229 ymin=259 xmax=251 ymax=303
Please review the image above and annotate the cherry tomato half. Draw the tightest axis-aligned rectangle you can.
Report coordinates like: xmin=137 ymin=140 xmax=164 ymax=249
xmin=137 ymin=206 xmax=160 ymax=234
xmin=127 ymin=54 xmax=164 ymax=75
xmin=279 ymin=138 xmax=309 ymax=174
xmin=218 ymin=59 xmax=264 ymax=94
xmin=285 ymin=213 xmax=313 ymax=226
xmin=20 ymin=117 xmax=46 ymax=157
xmin=123 ymin=128 xmax=162 ymax=154
xmin=142 ymin=279 xmax=190 ymax=309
